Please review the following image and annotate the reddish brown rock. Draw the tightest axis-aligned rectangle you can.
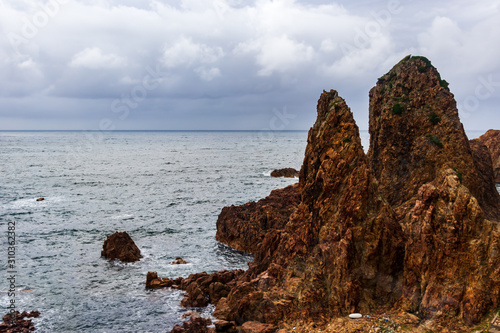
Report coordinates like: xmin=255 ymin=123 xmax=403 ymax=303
xmin=101 ymin=231 xmax=141 ymax=263
xmin=171 ymin=257 xmax=189 ymax=265
xmin=218 ymin=90 xmax=405 ymax=326
xmin=270 ymin=168 xmax=299 ymax=178
xmin=469 ymin=138 xmax=498 ymax=197
xmin=367 ymin=56 xmax=499 ymax=219
xmin=146 ymin=270 xmax=244 ymax=308
xmin=216 ymin=184 xmax=300 ymax=254
xmin=0 ymin=311 xmax=40 ymax=333
xmin=170 ymin=315 xmax=214 ymax=333
xmin=239 ymin=321 xmax=276 ymax=333
xmin=161 ymin=56 xmax=500 ymax=332
xmin=398 ymin=168 xmax=500 ymax=324
xmin=214 ymin=320 xmax=237 ymax=332
xmin=368 ymin=56 xmax=500 ymax=324
xmin=471 ymin=129 xmax=500 ymax=183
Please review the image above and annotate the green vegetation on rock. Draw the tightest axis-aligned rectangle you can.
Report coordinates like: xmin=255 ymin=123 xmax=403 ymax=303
xmin=428 ymin=111 xmax=441 ymax=125
xmin=427 ymin=134 xmax=444 ymax=148
xmin=392 ymin=103 xmax=404 ymax=115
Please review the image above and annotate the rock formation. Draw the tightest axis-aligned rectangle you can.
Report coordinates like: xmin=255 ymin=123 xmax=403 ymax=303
xmin=0 ymin=311 xmax=40 ymax=333
xmin=155 ymin=56 xmax=500 ymax=332
xmin=216 ymin=184 xmax=300 ymax=253
xmin=146 ymin=270 xmax=244 ymax=308
xmin=471 ymin=129 xmax=500 ymax=184
xmin=170 ymin=315 xmax=214 ymax=333
xmin=368 ymin=55 xmax=499 ymax=219
xmin=101 ymin=231 xmax=142 ymax=263
xmin=270 ymin=168 xmax=299 ymax=178
xmin=171 ymin=257 xmax=189 ymax=265
xmin=214 ymin=90 xmax=405 ymax=327
xmin=368 ymin=56 xmax=500 ymax=325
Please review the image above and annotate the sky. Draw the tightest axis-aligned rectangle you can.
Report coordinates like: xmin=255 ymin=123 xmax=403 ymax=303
xmin=0 ymin=0 xmax=499 ymax=131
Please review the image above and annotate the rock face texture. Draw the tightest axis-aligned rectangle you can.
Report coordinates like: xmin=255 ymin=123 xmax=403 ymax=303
xmin=471 ymin=129 xmax=500 ymax=183
xmin=270 ymin=168 xmax=299 ymax=178
xmin=158 ymin=56 xmax=500 ymax=332
xmin=212 ymin=90 xmax=405 ymax=327
xmin=368 ymin=56 xmax=500 ymax=325
xmin=216 ymin=184 xmax=300 ymax=254
xmin=170 ymin=315 xmax=214 ymax=333
xmin=146 ymin=270 xmax=244 ymax=308
xmin=368 ymin=56 xmax=499 ymax=219
xmin=101 ymin=231 xmax=142 ymax=263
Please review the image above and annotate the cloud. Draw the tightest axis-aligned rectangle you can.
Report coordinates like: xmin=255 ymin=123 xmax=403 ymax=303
xmin=235 ymin=35 xmax=315 ymax=76
xmin=0 ymin=0 xmax=498 ymax=130
xmin=69 ymin=47 xmax=127 ymax=69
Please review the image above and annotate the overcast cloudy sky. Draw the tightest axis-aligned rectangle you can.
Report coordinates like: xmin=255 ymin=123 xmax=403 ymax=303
xmin=1 ymin=0 xmax=499 ymax=131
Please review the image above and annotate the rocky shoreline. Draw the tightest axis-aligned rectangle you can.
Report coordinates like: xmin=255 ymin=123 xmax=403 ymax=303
xmin=148 ymin=56 xmax=500 ymax=332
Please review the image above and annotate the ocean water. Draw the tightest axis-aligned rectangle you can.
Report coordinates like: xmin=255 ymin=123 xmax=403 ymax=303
xmin=0 ymin=131 xmax=308 ymax=332
xmin=1 ymin=130 xmax=497 ymax=332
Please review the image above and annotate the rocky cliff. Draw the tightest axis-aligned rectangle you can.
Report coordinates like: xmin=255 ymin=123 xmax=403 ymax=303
xmin=471 ymin=129 xmax=500 ymax=184
xmin=367 ymin=55 xmax=499 ymax=219
xmin=215 ymin=184 xmax=300 ymax=254
xmin=155 ymin=56 xmax=500 ymax=332
xmin=369 ymin=56 xmax=500 ymax=325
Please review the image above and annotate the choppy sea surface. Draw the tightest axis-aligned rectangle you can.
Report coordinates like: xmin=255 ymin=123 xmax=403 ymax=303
xmin=0 ymin=131 xmax=309 ymax=332
xmin=0 ymin=130 xmax=497 ymax=332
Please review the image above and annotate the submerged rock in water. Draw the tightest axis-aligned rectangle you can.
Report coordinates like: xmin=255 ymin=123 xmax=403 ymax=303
xmin=270 ymin=168 xmax=299 ymax=178
xmin=171 ymin=257 xmax=189 ymax=265
xmin=101 ymin=231 xmax=141 ymax=263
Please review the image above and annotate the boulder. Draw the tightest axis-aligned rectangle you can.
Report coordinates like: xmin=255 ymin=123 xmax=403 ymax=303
xmin=270 ymin=168 xmax=299 ymax=178
xmin=101 ymin=231 xmax=141 ymax=263
xmin=171 ymin=257 xmax=189 ymax=265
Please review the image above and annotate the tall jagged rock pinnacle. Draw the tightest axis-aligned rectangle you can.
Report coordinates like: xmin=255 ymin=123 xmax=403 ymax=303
xmin=367 ymin=55 xmax=499 ymax=219
xmin=216 ymin=90 xmax=405 ymax=325
xmin=368 ymin=55 xmax=500 ymax=325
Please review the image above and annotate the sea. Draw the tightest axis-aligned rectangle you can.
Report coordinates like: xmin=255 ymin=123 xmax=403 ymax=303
xmin=0 ymin=130 xmax=497 ymax=332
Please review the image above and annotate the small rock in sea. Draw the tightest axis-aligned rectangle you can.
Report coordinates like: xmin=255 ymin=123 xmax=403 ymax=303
xmin=349 ymin=313 xmax=363 ymax=319
xmin=36 ymin=197 xmax=44 ymax=201
xmin=171 ymin=257 xmax=188 ymax=265
xmin=101 ymin=231 xmax=142 ymax=263
xmin=270 ymin=168 xmax=299 ymax=178
xmin=1 ymin=310 xmax=40 ymax=332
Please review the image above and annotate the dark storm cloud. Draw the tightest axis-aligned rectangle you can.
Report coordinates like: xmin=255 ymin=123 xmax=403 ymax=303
xmin=0 ymin=0 xmax=499 ymax=131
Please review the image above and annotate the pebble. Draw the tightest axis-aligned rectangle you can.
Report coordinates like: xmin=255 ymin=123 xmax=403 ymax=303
xmin=349 ymin=313 xmax=363 ymax=319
